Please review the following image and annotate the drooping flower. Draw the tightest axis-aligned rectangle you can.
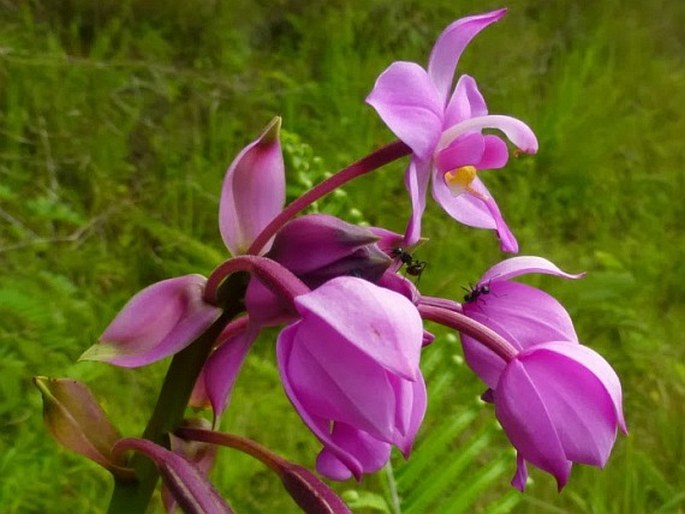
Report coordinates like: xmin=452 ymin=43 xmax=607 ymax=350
xmin=366 ymin=9 xmax=538 ymax=251
xmin=276 ymin=276 xmax=426 ymax=480
xmin=458 ymin=256 xmax=584 ymax=389
xmin=493 ymin=341 xmax=627 ymax=491
xmin=81 ymin=275 xmax=221 ymax=367
xmin=219 ymin=116 xmax=285 ymax=256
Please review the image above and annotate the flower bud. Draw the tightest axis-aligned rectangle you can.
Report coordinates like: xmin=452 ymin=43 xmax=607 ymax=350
xmin=33 ymin=377 xmax=133 ymax=479
xmin=114 ymin=438 xmax=233 ymax=514
xmin=219 ymin=117 xmax=285 ymax=255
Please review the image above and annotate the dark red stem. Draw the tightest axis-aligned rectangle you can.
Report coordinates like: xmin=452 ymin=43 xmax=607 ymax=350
xmin=247 ymin=140 xmax=411 ymax=255
xmin=417 ymin=304 xmax=517 ymax=362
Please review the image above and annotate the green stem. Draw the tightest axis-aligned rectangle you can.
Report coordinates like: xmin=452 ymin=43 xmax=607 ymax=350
xmin=383 ymin=461 xmax=403 ymax=514
xmin=106 ymin=273 xmax=248 ymax=514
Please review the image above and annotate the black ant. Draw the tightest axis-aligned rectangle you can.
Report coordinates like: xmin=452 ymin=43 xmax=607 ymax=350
xmin=463 ymin=283 xmax=490 ymax=304
xmin=391 ymin=247 xmax=427 ymax=279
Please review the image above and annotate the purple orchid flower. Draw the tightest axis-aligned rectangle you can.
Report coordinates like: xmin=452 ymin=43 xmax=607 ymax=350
xmin=458 ymin=256 xmax=584 ymax=389
xmin=81 ymin=275 xmax=221 ymax=367
xmin=366 ymin=9 xmax=538 ymax=251
xmin=219 ymin=117 xmax=285 ymax=256
xmin=276 ymin=276 xmax=426 ymax=481
xmin=494 ymin=341 xmax=627 ymax=491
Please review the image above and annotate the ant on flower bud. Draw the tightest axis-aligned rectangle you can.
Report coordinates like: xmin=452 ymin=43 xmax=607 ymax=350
xmin=391 ymin=248 xmax=427 ymax=280
xmin=463 ymin=283 xmax=490 ymax=304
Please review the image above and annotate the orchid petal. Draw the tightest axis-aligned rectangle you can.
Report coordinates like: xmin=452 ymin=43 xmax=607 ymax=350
xmin=277 ymin=324 xmax=363 ymax=479
xmin=285 ymin=320 xmax=396 ymax=440
xmin=366 ymin=62 xmax=443 ymax=160
xmin=444 ymin=74 xmax=488 ymax=128
xmin=268 ymin=214 xmax=382 ymax=274
xmin=465 ymin=281 xmax=578 ymax=347
xmin=428 ymin=9 xmax=507 ymax=104
xmin=294 ymin=277 xmax=423 ymax=380
xmin=83 ymin=275 xmax=221 ymax=367
xmin=495 ymin=359 xmax=572 ymax=490
xmin=482 ymin=195 xmax=519 ymax=253
xmin=480 ymin=256 xmax=585 ymax=284
xmin=390 ymin=373 xmax=427 ymax=457
xmin=316 ymin=450 xmax=354 ymax=481
xmin=244 ymin=277 xmax=298 ymax=328
xmin=531 ymin=342 xmax=627 ymax=434
xmin=431 ymin=176 xmax=518 ymax=253
xmin=404 ymin=158 xmax=431 ymax=245
xmin=316 ymin=424 xmax=391 ymax=481
xmin=434 ymin=132 xmax=485 ymax=173
xmin=431 ymin=175 xmax=494 ymax=228
xmin=219 ymin=117 xmax=285 ymax=255
xmin=376 ymin=271 xmax=420 ymax=305
xmin=477 ymin=135 xmax=509 ymax=170
xmin=202 ymin=318 xmax=258 ymax=424
xmin=518 ymin=345 xmax=619 ymax=467
xmin=511 ymin=453 xmax=529 ymax=492
xmin=438 ymin=115 xmax=538 ymax=154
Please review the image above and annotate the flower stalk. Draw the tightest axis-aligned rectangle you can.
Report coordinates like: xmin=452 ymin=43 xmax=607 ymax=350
xmin=204 ymin=254 xmax=310 ymax=309
xmin=417 ymin=303 xmax=517 ymax=362
xmin=247 ymin=140 xmax=411 ymax=255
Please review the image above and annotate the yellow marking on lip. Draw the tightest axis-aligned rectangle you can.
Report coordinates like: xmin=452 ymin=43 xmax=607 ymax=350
xmin=443 ymin=165 xmax=490 ymax=201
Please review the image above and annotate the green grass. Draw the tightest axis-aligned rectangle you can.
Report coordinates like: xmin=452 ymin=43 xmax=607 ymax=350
xmin=1 ymin=0 xmax=684 ymax=512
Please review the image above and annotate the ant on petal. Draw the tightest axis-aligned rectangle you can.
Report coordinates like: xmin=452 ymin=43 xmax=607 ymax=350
xmin=462 ymin=283 xmax=490 ymax=304
xmin=391 ymin=247 xmax=427 ymax=281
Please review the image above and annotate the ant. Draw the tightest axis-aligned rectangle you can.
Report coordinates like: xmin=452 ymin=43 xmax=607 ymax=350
xmin=462 ymin=283 xmax=490 ymax=304
xmin=391 ymin=247 xmax=427 ymax=279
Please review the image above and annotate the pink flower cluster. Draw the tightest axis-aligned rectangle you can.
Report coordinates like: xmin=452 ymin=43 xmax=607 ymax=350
xmin=69 ymin=9 xmax=625 ymax=510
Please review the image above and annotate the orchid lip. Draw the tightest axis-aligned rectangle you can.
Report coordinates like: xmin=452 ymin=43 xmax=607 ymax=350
xmin=443 ymin=165 xmax=490 ymax=201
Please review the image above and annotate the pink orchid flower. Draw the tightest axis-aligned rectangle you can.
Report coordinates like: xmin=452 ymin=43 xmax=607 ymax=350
xmin=277 ymin=276 xmax=426 ymax=480
xmin=366 ymin=9 xmax=538 ymax=251
xmin=494 ymin=341 xmax=627 ymax=491
xmin=459 ymin=256 xmax=584 ymax=389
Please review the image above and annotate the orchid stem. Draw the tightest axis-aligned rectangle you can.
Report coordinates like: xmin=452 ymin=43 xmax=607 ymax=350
xmin=247 ymin=140 xmax=411 ymax=255
xmin=176 ymin=427 xmax=286 ymax=476
xmin=106 ymin=276 xmax=247 ymax=514
xmin=383 ymin=461 xmax=403 ymax=514
xmin=417 ymin=304 xmax=517 ymax=362
xmin=204 ymin=254 xmax=310 ymax=309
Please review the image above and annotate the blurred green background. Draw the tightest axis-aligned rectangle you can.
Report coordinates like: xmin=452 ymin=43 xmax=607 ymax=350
xmin=1 ymin=0 xmax=683 ymax=512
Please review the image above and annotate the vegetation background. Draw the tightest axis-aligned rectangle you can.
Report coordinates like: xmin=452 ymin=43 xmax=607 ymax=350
xmin=1 ymin=0 xmax=683 ymax=512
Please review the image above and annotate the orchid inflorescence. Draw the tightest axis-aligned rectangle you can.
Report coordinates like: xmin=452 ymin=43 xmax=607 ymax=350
xmin=36 ymin=9 xmax=625 ymax=514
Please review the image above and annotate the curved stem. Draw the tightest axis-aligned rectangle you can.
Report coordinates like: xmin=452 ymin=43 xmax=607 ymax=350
xmin=417 ymin=304 xmax=517 ymax=362
xmin=204 ymin=255 xmax=310 ymax=309
xmin=247 ymin=140 xmax=411 ymax=255
xmin=176 ymin=427 xmax=286 ymax=477
xmin=418 ymin=295 xmax=464 ymax=313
